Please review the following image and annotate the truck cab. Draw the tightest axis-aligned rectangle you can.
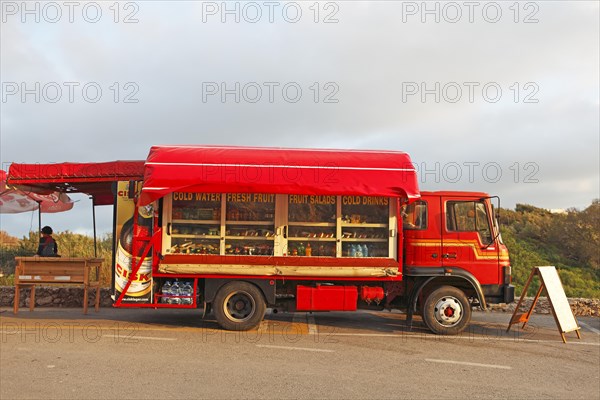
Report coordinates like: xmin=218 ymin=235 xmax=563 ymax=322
xmin=401 ymin=191 xmax=514 ymax=333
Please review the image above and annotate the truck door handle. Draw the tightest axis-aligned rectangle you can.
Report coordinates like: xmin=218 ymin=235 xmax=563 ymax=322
xmin=431 ymin=253 xmax=438 ymax=259
xmin=167 ymin=223 xmax=171 ymax=235
xmin=442 ymin=253 xmax=457 ymax=259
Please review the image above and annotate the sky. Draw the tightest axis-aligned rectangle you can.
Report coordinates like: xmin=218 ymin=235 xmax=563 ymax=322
xmin=1 ymin=0 xmax=599 ymax=238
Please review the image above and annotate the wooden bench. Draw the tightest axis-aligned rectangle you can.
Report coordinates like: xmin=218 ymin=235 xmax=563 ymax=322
xmin=13 ymin=257 xmax=104 ymax=314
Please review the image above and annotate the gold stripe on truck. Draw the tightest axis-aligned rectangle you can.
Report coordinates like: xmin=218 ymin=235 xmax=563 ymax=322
xmin=409 ymin=239 xmax=510 ymax=261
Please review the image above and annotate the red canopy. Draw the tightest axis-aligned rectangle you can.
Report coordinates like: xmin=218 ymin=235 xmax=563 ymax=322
xmin=140 ymin=145 xmax=419 ymax=206
xmin=7 ymin=161 xmax=145 ymax=205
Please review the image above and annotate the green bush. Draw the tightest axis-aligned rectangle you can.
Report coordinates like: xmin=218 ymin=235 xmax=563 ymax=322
xmin=500 ymin=200 xmax=599 ymax=298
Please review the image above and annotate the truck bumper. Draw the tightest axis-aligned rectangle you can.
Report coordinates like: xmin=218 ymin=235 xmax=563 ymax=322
xmin=503 ymin=284 xmax=515 ymax=304
xmin=482 ymin=284 xmax=515 ymax=304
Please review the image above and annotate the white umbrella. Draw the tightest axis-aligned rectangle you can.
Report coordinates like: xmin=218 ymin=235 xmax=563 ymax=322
xmin=0 ymin=170 xmax=74 ymax=232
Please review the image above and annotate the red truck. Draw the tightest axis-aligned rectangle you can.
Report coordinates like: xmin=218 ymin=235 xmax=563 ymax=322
xmin=8 ymin=145 xmax=514 ymax=334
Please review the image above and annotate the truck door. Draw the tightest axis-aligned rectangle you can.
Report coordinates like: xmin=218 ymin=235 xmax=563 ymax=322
xmin=442 ymin=198 xmax=499 ymax=284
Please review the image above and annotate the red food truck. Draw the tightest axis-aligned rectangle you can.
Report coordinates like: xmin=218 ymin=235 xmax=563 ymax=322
xmin=7 ymin=145 xmax=514 ymax=335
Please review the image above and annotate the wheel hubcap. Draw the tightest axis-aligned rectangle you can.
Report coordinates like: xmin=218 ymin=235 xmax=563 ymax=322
xmin=224 ymin=291 xmax=255 ymax=322
xmin=433 ymin=296 xmax=462 ymax=327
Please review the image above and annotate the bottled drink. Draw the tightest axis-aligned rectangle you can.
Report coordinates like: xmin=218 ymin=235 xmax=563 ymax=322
xmin=298 ymin=243 xmax=305 ymax=256
xmin=182 ymin=281 xmax=193 ymax=305
xmin=305 ymin=243 xmax=312 ymax=257
xmin=362 ymin=244 xmax=369 ymax=258
xmin=171 ymin=280 xmax=181 ymax=305
xmin=350 ymin=244 xmax=357 ymax=257
xmin=355 ymin=244 xmax=363 ymax=257
xmin=162 ymin=281 xmax=172 ymax=304
xmin=188 ymin=282 xmax=194 ymax=304
xmin=115 ymin=205 xmax=154 ymax=302
xmin=189 ymin=282 xmax=195 ymax=304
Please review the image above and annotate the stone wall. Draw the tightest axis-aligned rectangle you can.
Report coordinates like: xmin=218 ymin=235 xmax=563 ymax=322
xmin=487 ymin=297 xmax=599 ymax=317
xmin=1 ymin=286 xmax=114 ymax=308
xmin=0 ymin=286 xmax=598 ymax=316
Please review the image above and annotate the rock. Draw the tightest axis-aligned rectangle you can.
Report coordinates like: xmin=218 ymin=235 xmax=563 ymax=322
xmin=37 ymin=296 xmax=53 ymax=306
xmin=484 ymin=297 xmax=599 ymax=317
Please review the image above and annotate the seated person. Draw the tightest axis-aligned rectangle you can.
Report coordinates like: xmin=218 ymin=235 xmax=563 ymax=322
xmin=401 ymin=206 xmax=416 ymax=229
xmin=36 ymin=226 xmax=59 ymax=257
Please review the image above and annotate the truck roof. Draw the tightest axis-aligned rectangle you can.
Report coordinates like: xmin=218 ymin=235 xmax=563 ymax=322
xmin=139 ymin=145 xmax=420 ymax=206
xmin=420 ymin=190 xmax=491 ymax=198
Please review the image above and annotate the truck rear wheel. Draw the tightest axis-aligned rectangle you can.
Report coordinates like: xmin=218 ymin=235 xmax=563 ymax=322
xmin=422 ymin=286 xmax=471 ymax=335
xmin=214 ymin=281 xmax=266 ymax=331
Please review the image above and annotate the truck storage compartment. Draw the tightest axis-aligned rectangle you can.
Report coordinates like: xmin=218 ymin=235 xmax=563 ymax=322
xmin=296 ymin=285 xmax=358 ymax=311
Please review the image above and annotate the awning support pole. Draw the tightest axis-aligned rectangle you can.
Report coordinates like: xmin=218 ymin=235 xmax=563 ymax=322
xmin=37 ymin=200 xmax=42 ymax=236
xmin=91 ymin=196 xmax=97 ymax=257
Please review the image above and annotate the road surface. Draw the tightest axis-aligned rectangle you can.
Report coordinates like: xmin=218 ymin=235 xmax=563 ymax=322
xmin=1 ymin=307 xmax=598 ymax=399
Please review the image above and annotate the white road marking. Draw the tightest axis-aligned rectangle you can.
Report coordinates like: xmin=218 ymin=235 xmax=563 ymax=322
xmin=425 ymin=358 xmax=512 ymax=370
xmin=579 ymin=322 xmax=600 ymax=335
xmin=306 ymin=313 xmax=318 ymax=335
xmin=321 ymin=332 xmax=421 ymax=337
xmin=323 ymin=332 xmax=600 ymax=346
xmin=256 ymin=344 xmax=334 ymax=353
xmin=102 ymin=335 xmax=176 ymax=341
xmin=47 ymin=365 xmax=55 ymax=368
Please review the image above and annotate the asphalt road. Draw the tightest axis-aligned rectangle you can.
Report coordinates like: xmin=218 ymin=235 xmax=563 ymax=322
xmin=1 ymin=307 xmax=599 ymax=399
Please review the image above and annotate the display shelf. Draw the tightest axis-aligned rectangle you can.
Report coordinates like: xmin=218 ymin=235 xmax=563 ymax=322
xmin=173 ymin=219 xmax=220 ymax=224
xmin=340 ymin=238 xmax=388 ymax=243
xmin=167 ymin=192 xmax=394 ymax=258
xmin=341 ymin=223 xmax=388 ymax=228
xmin=287 ymin=237 xmax=336 ymax=242
xmin=288 ymin=222 xmax=336 ymax=227
xmin=225 ymin=221 xmax=274 ymax=226
xmin=171 ymin=234 xmax=221 ymax=239
xmin=171 ymin=250 xmax=220 ymax=255
xmin=225 ymin=236 xmax=275 ymax=241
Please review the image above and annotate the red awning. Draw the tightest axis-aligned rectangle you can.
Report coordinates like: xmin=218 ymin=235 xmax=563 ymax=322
xmin=7 ymin=161 xmax=145 ymax=205
xmin=140 ymin=145 xmax=419 ymax=206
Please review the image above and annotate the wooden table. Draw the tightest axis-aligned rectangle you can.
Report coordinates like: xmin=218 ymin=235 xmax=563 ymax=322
xmin=13 ymin=257 xmax=104 ymax=314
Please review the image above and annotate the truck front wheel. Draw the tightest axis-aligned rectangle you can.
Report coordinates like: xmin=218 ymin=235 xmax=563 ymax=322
xmin=422 ymin=286 xmax=471 ymax=335
xmin=214 ymin=281 xmax=266 ymax=331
